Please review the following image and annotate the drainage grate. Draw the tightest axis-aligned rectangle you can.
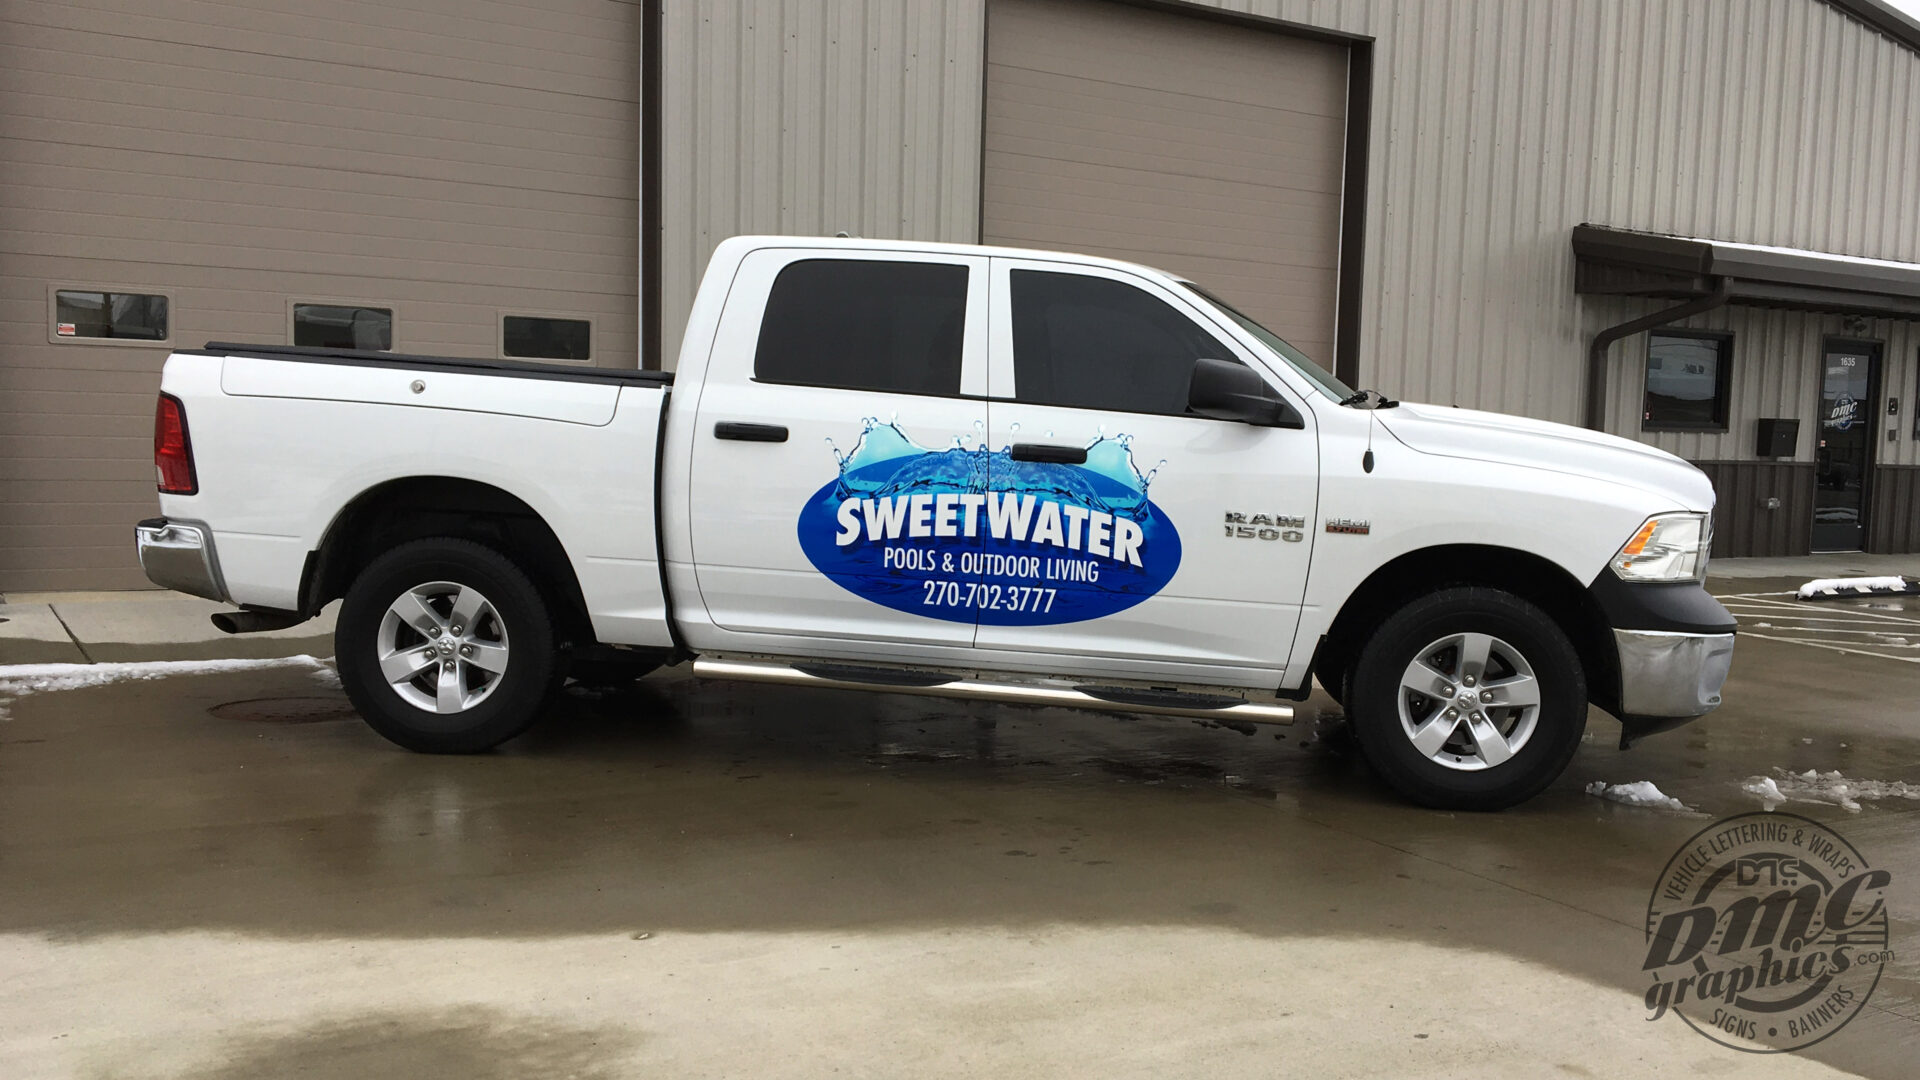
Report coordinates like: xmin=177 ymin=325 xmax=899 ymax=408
xmin=209 ymin=696 xmax=358 ymax=724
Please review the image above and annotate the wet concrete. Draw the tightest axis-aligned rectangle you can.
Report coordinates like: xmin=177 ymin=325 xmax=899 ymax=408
xmin=2 ymin=593 xmax=1917 ymax=1077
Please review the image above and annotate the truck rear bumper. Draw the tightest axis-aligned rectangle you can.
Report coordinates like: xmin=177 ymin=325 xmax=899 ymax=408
xmin=135 ymin=517 xmax=229 ymax=602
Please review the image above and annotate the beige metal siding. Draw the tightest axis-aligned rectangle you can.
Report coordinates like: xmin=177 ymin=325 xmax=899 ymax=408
xmin=978 ymin=0 xmax=1346 ymax=366
xmin=0 ymin=0 xmax=641 ymax=591
xmin=658 ymin=0 xmax=985 ymax=368
xmin=660 ymin=0 xmax=1920 ymax=426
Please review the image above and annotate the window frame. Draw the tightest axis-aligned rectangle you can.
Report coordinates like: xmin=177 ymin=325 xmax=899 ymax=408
xmin=1641 ymin=328 xmax=1733 ymax=433
xmin=498 ymin=310 xmax=596 ymax=365
xmin=46 ymin=283 xmax=175 ymax=348
xmin=287 ymin=297 xmax=398 ymax=352
xmin=987 ymin=257 xmax=1302 ymax=423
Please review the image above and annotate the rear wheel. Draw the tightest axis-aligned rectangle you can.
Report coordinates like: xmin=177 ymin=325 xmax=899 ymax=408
xmin=1347 ymin=587 xmax=1586 ymax=810
xmin=336 ymin=538 xmax=556 ymax=753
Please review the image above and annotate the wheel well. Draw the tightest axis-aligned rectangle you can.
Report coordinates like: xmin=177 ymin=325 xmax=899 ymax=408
xmin=300 ymin=477 xmax=596 ymax=647
xmin=1313 ymin=545 xmax=1619 ymax=711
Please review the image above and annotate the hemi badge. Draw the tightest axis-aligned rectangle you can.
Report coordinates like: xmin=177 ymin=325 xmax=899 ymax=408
xmin=1324 ymin=518 xmax=1371 ymax=535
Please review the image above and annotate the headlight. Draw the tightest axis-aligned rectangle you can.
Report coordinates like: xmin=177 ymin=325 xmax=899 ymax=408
xmin=1610 ymin=512 xmax=1711 ymax=583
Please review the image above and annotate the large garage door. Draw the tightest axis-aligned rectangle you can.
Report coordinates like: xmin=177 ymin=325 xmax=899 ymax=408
xmin=0 ymin=0 xmax=640 ymax=591
xmin=982 ymin=0 xmax=1348 ymax=366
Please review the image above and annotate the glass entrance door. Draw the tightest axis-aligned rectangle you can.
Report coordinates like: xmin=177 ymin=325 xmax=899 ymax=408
xmin=1812 ymin=342 xmax=1881 ymax=552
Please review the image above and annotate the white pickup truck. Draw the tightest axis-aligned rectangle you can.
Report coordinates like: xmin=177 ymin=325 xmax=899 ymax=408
xmin=136 ymin=236 xmax=1735 ymax=809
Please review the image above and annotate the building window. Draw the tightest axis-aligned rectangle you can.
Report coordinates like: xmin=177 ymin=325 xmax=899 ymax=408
xmin=51 ymin=288 xmax=170 ymax=344
xmin=502 ymin=314 xmax=592 ymax=362
xmin=1643 ymin=331 xmax=1731 ymax=431
xmin=292 ymin=302 xmax=393 ymax=351
xmin=1009 ymin=269 xmax=1233 ymax=416
xmin=753 ymin=259 xmax=969 ymax=395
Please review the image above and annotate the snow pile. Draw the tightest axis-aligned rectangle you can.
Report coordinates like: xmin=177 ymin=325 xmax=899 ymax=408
xmin=1796 ymin=576 xmax=1915 ymax=599
xmin=0 ymin=655 xmax=333 ymax=720
xmin=1740 ymin=768 xmax=1920 ymax=813
xmin=1741 ymin=775 xmax=1787 ymax=809
xmin=1585 ymin=779 xmax=1695 ymax=813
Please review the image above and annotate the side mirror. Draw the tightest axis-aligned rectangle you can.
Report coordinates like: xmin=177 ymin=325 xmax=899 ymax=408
xmin=1187 ymin=358 xmax=1302 ymax=428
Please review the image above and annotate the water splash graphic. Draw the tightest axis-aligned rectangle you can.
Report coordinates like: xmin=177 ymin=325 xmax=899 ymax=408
xmin=796 ymin=420 xmax=1183 ymax=626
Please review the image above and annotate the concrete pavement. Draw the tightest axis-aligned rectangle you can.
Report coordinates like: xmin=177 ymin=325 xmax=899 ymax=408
xmin=2 ymin=604 xmax=1917 ymax=1076
xmin=3 ymin=558 xmax=1917 ymax=1076
xmin=0 ymin=590 xmax=335 ymax=665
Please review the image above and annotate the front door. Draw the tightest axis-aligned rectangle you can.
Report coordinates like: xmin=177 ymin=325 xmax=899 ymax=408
xmin=1812 ymin=340 xmax=1881 ymax=552
xmin=972 ymin=258 xmax=1318 ymax=685
xmin=687 ymin=248 xmax=990 ymax=646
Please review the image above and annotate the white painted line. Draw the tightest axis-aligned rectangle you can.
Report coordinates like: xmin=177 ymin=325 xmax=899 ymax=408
xmin=1739 ymin=631 xmax=1920 ymax=663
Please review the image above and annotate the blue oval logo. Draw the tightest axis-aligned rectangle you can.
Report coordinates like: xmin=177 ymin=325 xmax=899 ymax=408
xmin=796 ymin=421 xmax=1181 ymax=625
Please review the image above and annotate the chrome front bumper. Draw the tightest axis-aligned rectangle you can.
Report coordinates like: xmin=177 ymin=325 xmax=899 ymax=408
xmin=134 ymin=518 xmax=228 ymax=602
xmin=1613 ymin=628 xmax=1735 ymax=718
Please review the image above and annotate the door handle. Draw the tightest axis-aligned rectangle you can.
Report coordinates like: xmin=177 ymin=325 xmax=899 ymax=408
xmin=1009 ymin=442 xmax=1086 ymax=465
xmin=714 ymin=421 xmax=789 ymax=443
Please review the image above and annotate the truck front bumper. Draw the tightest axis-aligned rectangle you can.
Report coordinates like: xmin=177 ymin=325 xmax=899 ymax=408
xmin=1586 ymin=574 xmax=1737 ymax=746
xmin=135 ymin=517 xmax=228 ymax=602
xmin=1613 ymin=628 xmax=1735 ymax=718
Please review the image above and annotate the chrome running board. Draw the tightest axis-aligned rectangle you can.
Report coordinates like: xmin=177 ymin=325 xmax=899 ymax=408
xmin=691 ymin=657 xmax=1294 ymax=725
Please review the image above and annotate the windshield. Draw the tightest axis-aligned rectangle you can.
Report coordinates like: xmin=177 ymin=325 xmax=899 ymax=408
xmin=1181 ymin=283 xmax=1355 ymax=402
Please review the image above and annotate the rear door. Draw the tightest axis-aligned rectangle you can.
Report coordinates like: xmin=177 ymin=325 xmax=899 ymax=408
xmin=974 ymin=258 xmax=1318 ymax=681
xmin=687 ymin=249 xmax=989 ymax=645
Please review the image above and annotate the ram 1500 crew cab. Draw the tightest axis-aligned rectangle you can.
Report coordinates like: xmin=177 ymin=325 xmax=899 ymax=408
xmin=136 ymin=236 xmax=1735 ymax=809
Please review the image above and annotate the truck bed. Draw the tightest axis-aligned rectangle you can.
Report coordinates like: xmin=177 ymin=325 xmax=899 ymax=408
xmin=157 ymin=343 xmax=675 ymax=649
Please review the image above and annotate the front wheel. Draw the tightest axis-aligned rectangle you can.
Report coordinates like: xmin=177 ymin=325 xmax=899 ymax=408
xmin=336 ymin=538 xmax=557 ymax=753
xmin=1347 ymin=587 xmax=1587 ymax=810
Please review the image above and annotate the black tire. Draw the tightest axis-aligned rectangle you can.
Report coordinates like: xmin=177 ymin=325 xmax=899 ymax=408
xmin=336 ymin=538 xmax=556 ymax=753
xmin=1347 ymin=587 xmax=1586 ymax=810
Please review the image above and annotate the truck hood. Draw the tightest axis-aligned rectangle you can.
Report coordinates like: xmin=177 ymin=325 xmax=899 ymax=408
xmin=1375 ymin=402 xmax=1715 ymax=511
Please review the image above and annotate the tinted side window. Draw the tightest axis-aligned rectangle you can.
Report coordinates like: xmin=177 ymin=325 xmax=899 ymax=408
xmin=754 ymin=259 xmax=968 ymax=395
xmin=1642 ymin=331 xmax=1731 ymax=431
xmin=55 ymin=290 xmax=169 ymax=341
xmin=294 ymin=303 xmax=393 ymax=351
xmin=1009 ymin=270 xmax=1232 ymax=415
xmin=504 ymin=315 xmax=591 ymax=361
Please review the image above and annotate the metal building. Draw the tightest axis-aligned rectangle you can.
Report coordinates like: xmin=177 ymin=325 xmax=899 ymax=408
xmin=4 ymin=0 xmax=1919 ymax=591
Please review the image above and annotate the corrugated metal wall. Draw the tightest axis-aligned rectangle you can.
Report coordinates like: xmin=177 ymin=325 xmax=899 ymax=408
xmin=660 ymin=0 xmax=1920 ymax=431
xmin=659 ymin=0 xmax=984 ymax=366
xmin=1592 ymin=303 xmax=1920 ymax=466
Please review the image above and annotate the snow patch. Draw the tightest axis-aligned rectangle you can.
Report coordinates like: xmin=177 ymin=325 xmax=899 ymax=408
xmin=1796 ymin=576 xmax=1914 ymax=599
xmin=0 ymin=655 xmax=332 ymax=720
xmin=1740 ymin=775 xmax=1786 ymax=810
xmin=307 ymin=661 xmax=341 ymax=690
xmin=1740 ymin=768 xmax=1920 ymax=814
xmin=1585 ymin=779 xmax=1695 ymax=813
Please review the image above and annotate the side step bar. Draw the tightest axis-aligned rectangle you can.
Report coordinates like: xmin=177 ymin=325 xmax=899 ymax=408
xmin=692 ymin=657 xmax=1294 ymax=725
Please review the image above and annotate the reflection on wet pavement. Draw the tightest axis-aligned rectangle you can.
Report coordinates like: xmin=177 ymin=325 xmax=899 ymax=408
xmin=1 ymin=582 xmax=1915 ymax=1076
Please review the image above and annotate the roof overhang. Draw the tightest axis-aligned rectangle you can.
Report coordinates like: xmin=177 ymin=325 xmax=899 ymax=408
xmin=1572 ymin=224 xmax=1920 ymax=320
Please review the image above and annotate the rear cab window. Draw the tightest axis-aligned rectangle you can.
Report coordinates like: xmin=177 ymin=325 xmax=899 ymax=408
xmin=754 ymin=259 xmax=970 ymax=395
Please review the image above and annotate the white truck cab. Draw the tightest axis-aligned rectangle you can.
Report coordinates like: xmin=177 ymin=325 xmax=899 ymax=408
xmin=137 ymin=236 xmax=1735 ymax=809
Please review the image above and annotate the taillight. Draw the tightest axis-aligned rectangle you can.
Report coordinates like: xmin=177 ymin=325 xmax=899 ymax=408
xmin=154 ymin=392 xmax=198 ymax=495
